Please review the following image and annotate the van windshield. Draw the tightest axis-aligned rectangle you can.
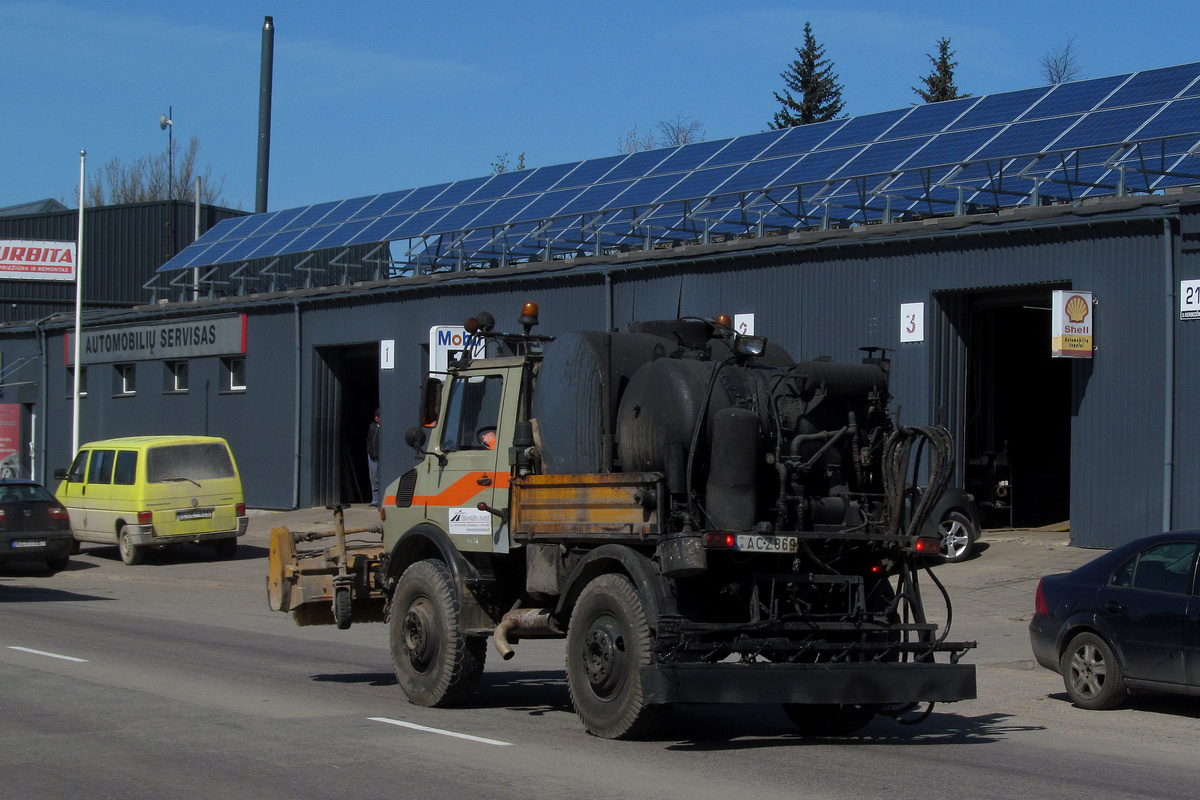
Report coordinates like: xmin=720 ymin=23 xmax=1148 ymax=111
xmin=146 ymin=444 xmax=236 ymax=483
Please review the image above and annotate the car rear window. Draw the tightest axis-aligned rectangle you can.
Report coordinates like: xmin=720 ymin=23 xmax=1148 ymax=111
xmin=0 ymin=484 xmax=56 ymax=503
xmin=146 ymin=444 xmax=236 ymax=482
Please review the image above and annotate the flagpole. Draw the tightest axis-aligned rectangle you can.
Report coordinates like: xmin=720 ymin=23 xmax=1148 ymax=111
xmin=71 ymin=150 xmax=85 ymax=456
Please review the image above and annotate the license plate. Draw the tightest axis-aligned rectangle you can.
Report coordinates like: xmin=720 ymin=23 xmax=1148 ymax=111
xmin=12 ymin=540 xmax=46 ymax=549
xmin=735 ymin=534 xmax=799 ymax=554
xmin=176 ymin=508 xmax=213 ymax=521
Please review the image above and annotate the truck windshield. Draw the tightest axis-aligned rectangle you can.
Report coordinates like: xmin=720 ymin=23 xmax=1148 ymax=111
xmin=146 ymin=444 xmax=236 ymax=482
xmin=442 ymin=375 xmax=503 ymax=452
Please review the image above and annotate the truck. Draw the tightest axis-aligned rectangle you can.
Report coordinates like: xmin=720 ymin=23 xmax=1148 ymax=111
xmin=268 ymin=304 xmax=976 ymax=738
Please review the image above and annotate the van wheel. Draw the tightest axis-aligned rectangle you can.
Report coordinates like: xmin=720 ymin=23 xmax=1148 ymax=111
xmin=213 ymin=537 xmax=237 ymax=560
xmin=118 ymin=525 xmax=144 ymax=566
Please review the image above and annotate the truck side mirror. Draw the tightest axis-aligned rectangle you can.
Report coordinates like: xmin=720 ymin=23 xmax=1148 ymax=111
xmin=420 ymin=377 xmax=443 ymax=428
xmin=405 ymin=426 xmax=426 ymax=450
xmin=54 ymin=468 xmax=68 ymax=481
xmin=406 ymin=425 xmax=447 ymax=467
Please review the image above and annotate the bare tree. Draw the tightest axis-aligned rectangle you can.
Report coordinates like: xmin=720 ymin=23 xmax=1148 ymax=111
xmin=86 ymin=136 xmax=227 ymax=206
xmin=491 ymin=152 xmax=528 ymax=175
xmin=657 ymin=113 xmax=706 ymax=147
xmin=1040 ymin=35 xmax=1083 ymax=84
xmin=617 ymin=124 xmax=657 ymax=154
xmin=618 ymin=114 xmax=706 ymax=154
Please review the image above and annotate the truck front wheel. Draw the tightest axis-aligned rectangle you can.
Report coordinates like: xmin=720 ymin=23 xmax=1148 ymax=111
xmin=566 ymin=574 xmax=665 ymax=739
xmin=389 ymin=559 xmax=486 ymax=707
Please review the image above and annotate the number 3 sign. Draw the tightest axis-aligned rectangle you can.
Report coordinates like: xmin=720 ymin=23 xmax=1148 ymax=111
xmin=900 ymin=302 xmax=924 ymax=343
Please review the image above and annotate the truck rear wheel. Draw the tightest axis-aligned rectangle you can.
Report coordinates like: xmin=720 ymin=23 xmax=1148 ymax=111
xmin=389 ymin=559 xmax=486 ymax=707
xmin=782 ymin=703 xmax=876 ymax=736
xmin=566 ymin=574 xmax=665 ymax=739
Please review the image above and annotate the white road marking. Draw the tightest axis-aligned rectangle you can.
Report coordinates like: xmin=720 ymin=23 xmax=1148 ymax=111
xmin=369 ymin=716 xmax=512 ymax=746
xmin=8 ymin=646 xmax=89 ymax=663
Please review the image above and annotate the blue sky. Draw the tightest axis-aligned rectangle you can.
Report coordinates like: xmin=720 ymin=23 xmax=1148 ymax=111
xmin=4 ymin=1 xmax=1196 ymax=213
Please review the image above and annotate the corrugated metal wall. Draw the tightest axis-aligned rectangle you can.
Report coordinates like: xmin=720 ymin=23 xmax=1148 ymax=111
xmin=0 ymin=202 xmax=247 ymax=322
xmin=1171 ymin=204 xmax=1200 ymax=537
xmin=8 ymin=198 xmax=1197 ymax=548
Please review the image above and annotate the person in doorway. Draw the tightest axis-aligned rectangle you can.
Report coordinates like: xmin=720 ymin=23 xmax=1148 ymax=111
xmin=367 ymin=408 xmax=380 ymax=507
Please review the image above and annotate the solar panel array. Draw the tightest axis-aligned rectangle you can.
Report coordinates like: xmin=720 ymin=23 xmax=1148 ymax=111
xmin=161 ymin=62 xmax=1200 ymax=281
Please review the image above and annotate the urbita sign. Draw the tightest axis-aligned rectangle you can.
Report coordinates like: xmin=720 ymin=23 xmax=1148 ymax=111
xmin=0 ymin=239 xmax=76 ymax=281
xmin=1051 ymin=290 xmax=1093 ymax=359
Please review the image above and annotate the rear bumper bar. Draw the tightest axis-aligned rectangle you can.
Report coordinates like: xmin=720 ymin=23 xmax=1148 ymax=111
xmin=130 ymin=516 xmax=249 ymax=545
xmin=641 ymin=660 xmax=976 ymax=705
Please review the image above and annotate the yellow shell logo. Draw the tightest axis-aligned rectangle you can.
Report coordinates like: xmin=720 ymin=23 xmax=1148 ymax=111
xmin=1065 ymin=294 xmax=1089 ymax=323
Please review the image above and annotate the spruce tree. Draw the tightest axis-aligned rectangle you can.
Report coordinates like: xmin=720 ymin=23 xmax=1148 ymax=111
xmin=914 ymin=38 xmax=967 ymax=103
xmin=770 ymin=22 xmax=846 ymax=128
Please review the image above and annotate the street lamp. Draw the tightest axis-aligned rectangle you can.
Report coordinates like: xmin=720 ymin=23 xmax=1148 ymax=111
xmin=159 ymin=106 xmax=173 ymax=200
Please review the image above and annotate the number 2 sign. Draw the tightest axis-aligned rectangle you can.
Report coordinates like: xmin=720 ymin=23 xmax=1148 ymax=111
xmin=900 ymin=302 xmax=924 ymax=343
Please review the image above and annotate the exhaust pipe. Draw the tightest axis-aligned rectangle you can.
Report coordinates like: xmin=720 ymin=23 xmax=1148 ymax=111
xmin=492 ymin=607 xmax=561 ymax=660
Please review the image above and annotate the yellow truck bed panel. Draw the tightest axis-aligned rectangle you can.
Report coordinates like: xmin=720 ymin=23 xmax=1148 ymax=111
xmin=512 ymin=472 xmax=661 ymax=538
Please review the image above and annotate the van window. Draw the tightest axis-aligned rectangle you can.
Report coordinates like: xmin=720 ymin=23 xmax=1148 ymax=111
xmin=87 ymin=450 xmax=115 ymax=484
xmin=67 ymin=451 xmax=89 ymax=482
xmin=114 ymin=451 xmax=138 ymax=485
xmin=146 ymin=444 xmax=235 ymax=482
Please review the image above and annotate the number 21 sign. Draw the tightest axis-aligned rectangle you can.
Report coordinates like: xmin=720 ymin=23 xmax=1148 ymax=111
xmin=1181 ymin=279 xmax=1200 ymax=320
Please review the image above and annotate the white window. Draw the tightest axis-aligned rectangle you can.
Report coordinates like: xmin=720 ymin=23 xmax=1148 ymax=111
xmin=222 ymin=357 xmax=246 ymax=392
xmin=66 ymin=366 xmax=88 ymax=398
xmin=115 ymin=363 xmax=136 ymax=396
xmin=167 ymin=360 xmax=189 ymax=392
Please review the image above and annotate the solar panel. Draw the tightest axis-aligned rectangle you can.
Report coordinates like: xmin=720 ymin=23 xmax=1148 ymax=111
xmin=886 ymin=98 xmax=974 ymax=138
xmin=1024 ymin=75 xmax=1126 ymax=119
xmin=949 ymin=87 xmax=1050 ymax=130
xmin=160 ymin=61 xmax=1200 ymax=281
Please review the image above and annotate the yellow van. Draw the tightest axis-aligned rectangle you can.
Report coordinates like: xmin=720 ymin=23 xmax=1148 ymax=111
xmin=54 ymin=435 xmax=248 ymax=565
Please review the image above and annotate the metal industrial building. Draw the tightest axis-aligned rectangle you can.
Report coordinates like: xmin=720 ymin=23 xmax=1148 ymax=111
xmin=4 ymin=63 xmax=1200 ymax=549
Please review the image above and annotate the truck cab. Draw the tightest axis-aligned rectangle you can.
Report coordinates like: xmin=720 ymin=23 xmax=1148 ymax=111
xmin=388 ymin=357 xmax=525 ymax=556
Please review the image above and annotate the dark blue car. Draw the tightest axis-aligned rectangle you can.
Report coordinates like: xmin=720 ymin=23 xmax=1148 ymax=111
xmin=0 ymin=478 xmax=73 ymax=573
xmin=1029 ymin=531 xmax=1200 ymax=709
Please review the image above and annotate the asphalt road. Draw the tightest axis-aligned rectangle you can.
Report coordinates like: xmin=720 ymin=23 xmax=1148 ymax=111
xmin=2 ymin=510 xmax=1199 ymax=800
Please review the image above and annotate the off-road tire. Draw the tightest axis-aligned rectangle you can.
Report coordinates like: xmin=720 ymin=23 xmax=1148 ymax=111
xmin=389 ymin=559 xmax=486 ymax=707
xmin=565 ymin=573 xmax=665 ymax=739
xmin=782 ymin=703 xmax=876 ymax=736
xmin=118 ymin=525 xmax=144 ymax=566
xmin=1062 ymin=631 xmax=1127 ymax=710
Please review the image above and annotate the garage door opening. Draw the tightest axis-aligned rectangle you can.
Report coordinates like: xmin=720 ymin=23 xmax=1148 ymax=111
xmin=960 ymin=288 xmax=1075 ymax=528
xmin=312 ymin=343 xmax=380 ymax=506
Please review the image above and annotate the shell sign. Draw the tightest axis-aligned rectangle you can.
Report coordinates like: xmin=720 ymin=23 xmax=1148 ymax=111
xmin=1051 ymin=290 xmax=1093 ymax=358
